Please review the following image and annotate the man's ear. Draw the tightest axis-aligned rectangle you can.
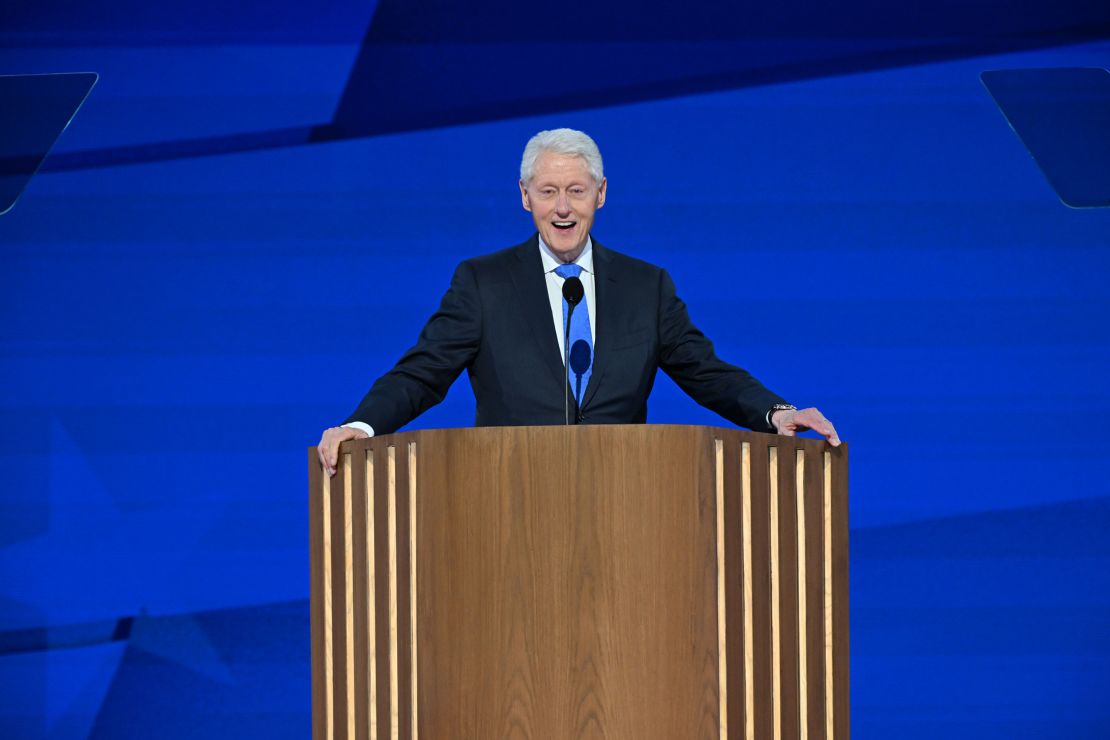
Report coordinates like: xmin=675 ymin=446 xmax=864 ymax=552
xmin=519 ymin=180 xmax=532 ymax=212
xmin=596 ymin=177 xmax=607 ymax=209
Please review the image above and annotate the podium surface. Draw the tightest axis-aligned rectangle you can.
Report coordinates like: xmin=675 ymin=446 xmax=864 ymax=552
xmin=310 ymin=424 xmax=848 ymax=739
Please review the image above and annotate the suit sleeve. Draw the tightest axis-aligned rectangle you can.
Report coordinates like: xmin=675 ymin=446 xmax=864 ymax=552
xmin=344 ymin=261 xmax=482 ymax=435
xmin=656 ymin=269 xmax=787 ymax=433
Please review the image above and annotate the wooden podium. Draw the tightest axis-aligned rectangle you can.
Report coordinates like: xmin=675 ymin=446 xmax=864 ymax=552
xmin=309 ymin=425 xmax=848 ymax=739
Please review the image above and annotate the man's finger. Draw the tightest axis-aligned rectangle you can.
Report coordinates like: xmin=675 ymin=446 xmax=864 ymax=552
xmin=319 ymin=428 xmax=342 ymax=476
xmin=327 ymin=441 xmax=339 ymax=470
xmin=818 ymin=423 xmax=841 ymax=446
xmin=811 ymin=419 xmax=841 ymax=447
xmin=793 ymin=408 xmax=841 ymax=446
xmin=317 ymin=432 xmax=332 ymax=469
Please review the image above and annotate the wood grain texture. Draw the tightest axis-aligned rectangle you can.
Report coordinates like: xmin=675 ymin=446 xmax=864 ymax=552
xmin=310 ymin=426 xmax=850 ymax=740
xmin=417 ymin=425 xmax=720 ymax=738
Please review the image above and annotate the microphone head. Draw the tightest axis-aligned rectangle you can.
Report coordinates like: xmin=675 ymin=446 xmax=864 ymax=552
xmin=569 ymin=339 xmax=592 ymax=375
xmin=562 ymin=276 xmax=584 ymax=306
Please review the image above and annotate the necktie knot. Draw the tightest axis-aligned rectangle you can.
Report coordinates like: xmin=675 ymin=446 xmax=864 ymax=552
xmin=554 ymin=264 xmax=583 ymax=280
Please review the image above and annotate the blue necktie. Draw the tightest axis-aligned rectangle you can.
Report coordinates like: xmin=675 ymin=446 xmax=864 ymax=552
xmin=554 ymin=263 xmax=593 ymax=407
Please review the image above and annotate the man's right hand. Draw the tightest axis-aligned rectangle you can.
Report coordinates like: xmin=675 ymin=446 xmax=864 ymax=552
xmin=317 ymin=426 xmax=370 ymax=477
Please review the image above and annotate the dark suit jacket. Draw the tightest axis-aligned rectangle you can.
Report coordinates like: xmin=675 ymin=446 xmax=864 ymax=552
xmin=346 ymin=235 xmax=788 ymax=435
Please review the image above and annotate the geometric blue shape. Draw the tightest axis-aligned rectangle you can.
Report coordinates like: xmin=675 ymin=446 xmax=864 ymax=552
xmin=983 ymin=67 xmax=1110 ymax=208
xmin=0 ymin=641 xmax=125 ymax=740
xmin=128 ymin=612 xmax=234 ymax=684
xmin=0 ymin=73 xmax=97 ymax=215
xmin=45 ymin=642 xmax=127 ymax=740
xmin=88 ymin=601 xmax=310 ymax=739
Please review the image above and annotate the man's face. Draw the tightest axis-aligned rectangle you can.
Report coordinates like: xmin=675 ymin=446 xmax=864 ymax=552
xmin=519 ymin=152 xmax=607 ymax=263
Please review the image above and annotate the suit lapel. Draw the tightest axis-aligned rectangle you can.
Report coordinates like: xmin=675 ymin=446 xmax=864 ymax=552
xmin=508 ymin=235 xmax=567 ymax=390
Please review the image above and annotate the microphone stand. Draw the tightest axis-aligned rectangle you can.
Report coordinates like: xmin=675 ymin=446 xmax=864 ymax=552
xmin=561 ymin=276 xmax=584 ymax=425
xmin=564 ymin=307 xmax=574 ymax=425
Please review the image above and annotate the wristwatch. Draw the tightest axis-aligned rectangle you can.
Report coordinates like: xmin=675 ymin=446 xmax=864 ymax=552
xmin=766 ymin=403 xmax=797 ymax=429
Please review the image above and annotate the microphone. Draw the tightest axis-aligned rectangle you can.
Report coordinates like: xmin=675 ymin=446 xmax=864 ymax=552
xmin=569 ymin=339 xmax=592 ymax=423
xmin=562 ymin=276 xmax=584 ymax=307
xmin=562 ymin=277 xmax=584 ymax=425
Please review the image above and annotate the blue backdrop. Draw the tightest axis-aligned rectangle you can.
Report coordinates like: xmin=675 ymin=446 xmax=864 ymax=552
xmin=3 ymin=1 xmax=1110 ymax=737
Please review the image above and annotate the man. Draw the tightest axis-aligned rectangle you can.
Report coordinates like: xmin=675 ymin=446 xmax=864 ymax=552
xmin=318 ymin=128 xmax=838 ymax=475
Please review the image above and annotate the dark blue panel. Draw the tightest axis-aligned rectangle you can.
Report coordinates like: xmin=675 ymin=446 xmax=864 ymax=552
xmin=331 ymin=0 xmax=1110 ymax=138
xmin=1 ymin=0 xmax=375 ymax=42
xmin=0 ymin=73 xmax=95 ymax=214
xmin=364 ymin=0 xmax=1110 ymax=42
xmin=983 ymin=67 xmax=1110 ymax=207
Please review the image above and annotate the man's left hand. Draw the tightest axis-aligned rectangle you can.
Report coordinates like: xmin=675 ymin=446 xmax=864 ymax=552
xmin=771 ymin=407 xmax=841 ymax=446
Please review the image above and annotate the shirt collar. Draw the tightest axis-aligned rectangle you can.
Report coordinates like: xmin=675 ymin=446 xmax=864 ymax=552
xmin=538 ymin=235 xmax=594 ymax=275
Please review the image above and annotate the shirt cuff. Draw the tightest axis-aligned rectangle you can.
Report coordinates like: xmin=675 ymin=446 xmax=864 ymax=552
xmin=342 ymin=421 xmax=375 ymax=438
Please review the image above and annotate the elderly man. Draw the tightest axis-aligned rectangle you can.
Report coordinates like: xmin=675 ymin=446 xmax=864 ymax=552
xmin=318 ymin=128 xmax=837 ymax=475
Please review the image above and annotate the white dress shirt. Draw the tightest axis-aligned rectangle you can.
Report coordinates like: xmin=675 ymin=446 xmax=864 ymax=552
xmin=539 ymin=235 xmax=596 ymax=359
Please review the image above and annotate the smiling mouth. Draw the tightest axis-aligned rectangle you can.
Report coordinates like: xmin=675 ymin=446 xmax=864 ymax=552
xmin=553 ymin=221 xmax=576 ymax=231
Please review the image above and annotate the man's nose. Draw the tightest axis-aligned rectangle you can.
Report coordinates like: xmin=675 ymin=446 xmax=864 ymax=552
xmin=555 ymin=192 xmax=571 ymax=214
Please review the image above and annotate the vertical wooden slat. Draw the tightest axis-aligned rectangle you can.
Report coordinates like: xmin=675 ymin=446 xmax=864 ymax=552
xmin=803 ymin=445 xmax=827 ymax=740
xmin=373 ymin=446 xmax=392 ymax=740
xmin=310 ymin=452 xmax=327 ymax=740
xmin=795 ymin=449 xmax=808 ymax=740
xmin=323 ymin=463 xmax=336 ymax=740
xmin=387 ymin=446 xmax=400 ymax=740
xmin=768 ymin=446 xmax=781 ymax=740
xmin=748 ymin=437 xmax=773 ymax=740
xmin=344 ymin=454 xmax=357 ymax=740
xmin=831 ymin=448 xmax=850 ymax=739
xmin=824 ymin=451 xmax=834 ymax=740
xmin=714 ymin=439 xmax=729 ymax=738
xmin=408 ymin=442 xmax=419 ymax=740
xmin=364 ymin=450 xmax=378 ymax=740
xmin=776 ymin=446 xmax=800 ymax=740
xmin=331 ymin=455 xmax=350 ymax=740
xmin=722 ymin=436 xmax=750 ymax=740
xmin=741 ymin=441 xmax=755 ymax=740
xmin=394 ymin=444 xmax=413 ymax=739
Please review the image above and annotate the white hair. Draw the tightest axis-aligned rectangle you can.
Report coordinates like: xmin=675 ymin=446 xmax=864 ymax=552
xmin=520 ymin=128 xmax=604 ymax=186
